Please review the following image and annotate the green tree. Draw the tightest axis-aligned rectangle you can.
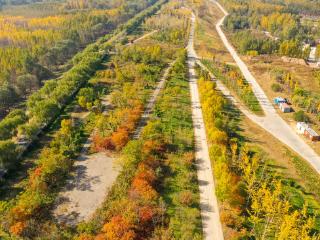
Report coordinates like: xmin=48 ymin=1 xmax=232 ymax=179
xmin=0 ymin=140 xmax=18 ymax=171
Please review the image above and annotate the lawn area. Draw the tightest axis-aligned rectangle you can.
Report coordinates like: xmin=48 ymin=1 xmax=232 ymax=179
xmin=156 ymin=52 xmax=202 ymax=239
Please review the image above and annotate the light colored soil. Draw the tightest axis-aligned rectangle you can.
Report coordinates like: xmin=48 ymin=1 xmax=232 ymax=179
xmin=53 ymin=151 xmax=120 ymax=225
xmin=53 ymin=94 xmax=120 ymax=225
xmin=188 ymin=12 xmax=224 ymax=240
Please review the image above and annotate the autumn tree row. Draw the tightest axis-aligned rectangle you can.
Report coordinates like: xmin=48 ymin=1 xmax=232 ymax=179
xmin=0 ymin=118 xmax=84 ymax=238
xmin=197 ymin=67 xmax=319 ymax=239
xmin=201 ymin=60 xmax=261 ymax=113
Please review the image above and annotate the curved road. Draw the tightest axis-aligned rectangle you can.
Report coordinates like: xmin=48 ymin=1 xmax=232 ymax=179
xmin=188 ymin=13 xmax=224 ymax=240
xmin=203 ymin=0 xmax=320 ymax=173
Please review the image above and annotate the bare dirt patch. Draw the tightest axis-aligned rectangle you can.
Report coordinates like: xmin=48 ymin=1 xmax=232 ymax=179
xmin=53 ymin=149 xmax=120 ymax=225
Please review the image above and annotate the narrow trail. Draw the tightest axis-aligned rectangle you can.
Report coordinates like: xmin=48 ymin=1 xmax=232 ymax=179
xmin=188 ymin=13 xmax=224 ymax=240
xmin=53 ymin=31 xmax=173 ymax=225
xmin=202 ymin=0 xmax=320 ymax=173
xmin=133 ymin=60 xmax=174 ymax=139
xmin=126 ymin=30 xmax=158 ymax=46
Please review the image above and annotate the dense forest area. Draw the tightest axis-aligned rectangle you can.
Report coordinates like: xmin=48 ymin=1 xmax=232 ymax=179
xmin=0 ymin=0 xmax=157 ymax=118
xmin=221 ymin=0 xmax=320 ymax=58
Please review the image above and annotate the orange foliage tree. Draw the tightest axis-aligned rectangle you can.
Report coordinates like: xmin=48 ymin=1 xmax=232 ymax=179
xmin=9 ymin=221 xmax=26 ymax=236
xmin=101 ymin=215 xmax=136 ymax=240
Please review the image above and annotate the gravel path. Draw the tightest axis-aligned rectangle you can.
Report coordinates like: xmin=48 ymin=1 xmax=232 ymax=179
xmin=188 ymin=13 xmax=224 ymax=240
xmin=207 ymin=0 xmax=320 ymax=173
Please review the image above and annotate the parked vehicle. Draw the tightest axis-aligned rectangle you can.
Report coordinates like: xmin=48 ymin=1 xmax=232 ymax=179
xmin=274 ymin=97 xmax=286 ymax=105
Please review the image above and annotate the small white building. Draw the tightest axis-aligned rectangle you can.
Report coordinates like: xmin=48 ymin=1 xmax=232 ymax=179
xmin=279 ymin=103 xmax=292 ymax=113
xmin=296 ymin=122 xmax=309 ymax=134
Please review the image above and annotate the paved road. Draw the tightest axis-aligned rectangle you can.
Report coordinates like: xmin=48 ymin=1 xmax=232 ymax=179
xmin=188 ymin=13 xmax=224 ymax=240
xmin=205 ymin=0 xmax=320 ymax=173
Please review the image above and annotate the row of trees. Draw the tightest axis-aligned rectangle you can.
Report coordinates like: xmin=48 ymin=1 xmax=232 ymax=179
xmin=0 ymin=3 xmax=172 ymax=236
xmin=91 ymin=41 xmax=171 ymax=153
xmin=197 ymin=67 xmax=319 ymax=238
xmin=74 ymin=8 xmax=199 ymax=239
xmin=92 ymin=104 xmax=143 ymax=151
xmin=0 ymin=0 xmax=167 ymax=176
xmin=201 ymin=60 xmax=262 ymax=113
xmin=93 ymin=138 xmax=166 ymax=240
xmin=0 ymin=50 xmax=102 ymax=174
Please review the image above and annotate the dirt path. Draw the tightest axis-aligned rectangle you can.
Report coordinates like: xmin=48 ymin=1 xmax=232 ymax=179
xmin=126 ymin=30 xmax=158 ymax=46
xmin=206 ymin=0 xmax=320 ymax=173
xmin=53 ymin=32 xmax=174 ymax=225
xmin=188 ymin=13 xmax=224 ymax=240
xmin=133 ymin=60 xmax=174 ymax=139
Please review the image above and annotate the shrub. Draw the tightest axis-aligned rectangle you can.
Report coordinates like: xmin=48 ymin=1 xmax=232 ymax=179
xmin=294 ymin=110 xmax=310 ymax=122
xmin=247 ymin=50 xmax=259 ymax=56
xmin=271 ymin=83 xmax=282 ymax=92
xmin=178 ymin=191 xmax=194 ymax=206
xmin=0 ymin=140 xmax=18 ymax=171
xmin=0 ymin=110 xmax=27 ymax=140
